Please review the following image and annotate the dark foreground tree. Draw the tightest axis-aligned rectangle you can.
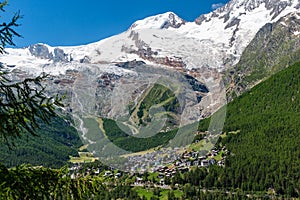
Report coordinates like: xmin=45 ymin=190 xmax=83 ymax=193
xmin=0 ymin=0 xmax=63 ymax=144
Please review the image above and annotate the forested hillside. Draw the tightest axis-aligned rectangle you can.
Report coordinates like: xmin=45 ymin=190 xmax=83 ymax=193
xmin=0 ymin=116 xmax=82 ymax=168
xmin=195 ymin=61 xmax=300 ymax=197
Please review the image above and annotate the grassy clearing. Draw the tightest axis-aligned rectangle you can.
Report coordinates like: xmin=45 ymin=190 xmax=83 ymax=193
xmin=69 ymin=152 xmax=97 ymax=163
xmin=121 ymin=148 xmax=158 ymax=158
xmin=188 ymin=140 xmax=204 ymax=151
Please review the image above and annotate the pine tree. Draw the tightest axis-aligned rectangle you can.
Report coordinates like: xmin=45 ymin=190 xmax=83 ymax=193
xmin=0 ymin=0 xmax=63 ymax=144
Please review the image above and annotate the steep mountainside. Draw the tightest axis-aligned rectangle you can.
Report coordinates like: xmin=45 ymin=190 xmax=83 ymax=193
xmin=0 ymin=116 xmax=82 ymax=168
xmin=221 ymin=61 xmax=300 ymax=196
xmin=227 ymin=11 xmax=300 ymax=97
xmin=198 ymin=61 xmax=300 ymax=196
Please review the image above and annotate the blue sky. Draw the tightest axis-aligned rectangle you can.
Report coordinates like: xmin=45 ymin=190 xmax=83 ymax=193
xmin=3 ymin=0 xmax=230 ymax=47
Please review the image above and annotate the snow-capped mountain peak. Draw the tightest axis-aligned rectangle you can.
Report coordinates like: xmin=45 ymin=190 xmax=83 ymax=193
xmin=129 ymin=12 xmax=186 ymax=30
xmin=1 ymin=0 xmax=300 ymax=126
xmin=1 ymin=0 xmax=300 ymax=75
xmin=225 ymin=0 xmax=298 ymax=17
xmin=194 ymin=0 xmax=300 ymax=29
xmin=197 ymin=0 xmax=300 ymax=26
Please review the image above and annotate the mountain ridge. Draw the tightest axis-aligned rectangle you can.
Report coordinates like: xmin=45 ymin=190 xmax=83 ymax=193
xmin=2 ymin=0 xmax=299 ymax=73
xmin=1 ymin=0 xmax=300 ymax=124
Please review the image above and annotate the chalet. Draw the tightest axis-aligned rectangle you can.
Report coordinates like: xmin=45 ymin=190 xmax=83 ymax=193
xmin=103 ymin=171 xmax=112 ymax=177
xmin=70 ymin=173 xmax=76 ymax=179
xmin=201 ymin=160 xmax=210 ymax=167
xmin=94 ymin=169 xmax=100 ymax=175
xmin=135 ymin=177 xmax=143 ymax=184
xmin=175 ymin=161 xmax=181 ymax=166
xmin=159 ymin=179 xmax=165 ymax=185
xmin=115 ymin=173 xmax=122 ymax=178
xmin=186 ymin=161 xmax=192 ymax=167
xmin=183 ymin=153 xmax=191 ymax=159
xmin=217 ymin=160 xmax=224 ymax=166
xmin=199 ymin=156 xmax=207 ymax=160
xmin=192 ymin=152 xmax=198 ymax=158
xmin=193 ymin=160 xmax=199 ymax=166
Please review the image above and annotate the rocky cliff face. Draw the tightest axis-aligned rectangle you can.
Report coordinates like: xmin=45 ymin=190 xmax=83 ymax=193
xmin=29 ymin=44 xmax=70 ymax=62
xmin=226 ymin=11 xmax=300 ymax=98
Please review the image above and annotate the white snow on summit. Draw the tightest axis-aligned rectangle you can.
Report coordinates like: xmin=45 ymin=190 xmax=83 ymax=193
xmin=1 ymin=0 xmax=300 ymax=76
xmin=129 ymin=12 xmax=185 ymax=30
xmin=174 ymin=0 xmax=299 ymax=58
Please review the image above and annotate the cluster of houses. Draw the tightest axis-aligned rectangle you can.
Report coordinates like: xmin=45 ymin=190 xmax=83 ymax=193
xmin=103 ymin=171 xmax=122 ymax=179
xmin=68 ymin=141 xmax=228 ymax=185
xmin=124 ymin=144 xmax=228 ymax=176
xmin=130 ymin=145 xmax=227 ymax=171
xmin=133 ymin=146 xmax=228 ymax=185
xmin=124 ymin=148 xmax=181 ymax=173
xmin=181 ymin=147 xmax=227 ymax=168
xmin=69 ymin=163 xmax=123 ymax=179
xmin=153 ymin=147 xmax=227 ymax=181
xmin=68 ymin=163 xmax=103 ymax=179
